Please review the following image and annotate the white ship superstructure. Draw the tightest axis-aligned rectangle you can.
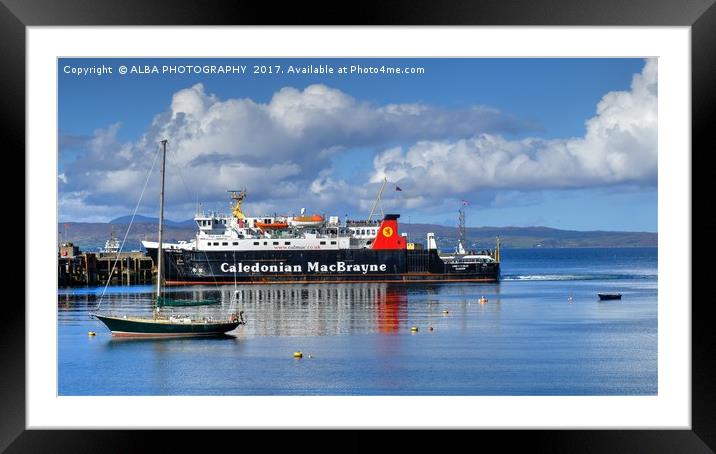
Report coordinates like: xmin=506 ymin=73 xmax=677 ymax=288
xmin=142 ymin=190 xmax=395 ymax=253
xmin=141 ymin=189 xmax=500 ymax=285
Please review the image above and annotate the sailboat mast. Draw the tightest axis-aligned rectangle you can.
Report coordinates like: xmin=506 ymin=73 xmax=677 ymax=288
xmin=156 ymin=139 xmax=167 ymax=301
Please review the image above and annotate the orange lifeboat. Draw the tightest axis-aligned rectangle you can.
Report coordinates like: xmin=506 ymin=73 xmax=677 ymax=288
xmin=255 ymin=221 xmax=289 ymax=230
xmin=290 ymin=214 xmax=324 ymax=226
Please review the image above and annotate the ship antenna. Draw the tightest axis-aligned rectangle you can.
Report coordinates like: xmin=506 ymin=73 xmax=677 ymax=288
xmin=458 ymin=202 xmax=467 ymax=255
xmin=368 ymin=177 xmax=387 ymax=221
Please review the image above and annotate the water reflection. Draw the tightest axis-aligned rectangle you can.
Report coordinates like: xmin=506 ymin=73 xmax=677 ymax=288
xmin=105 ymin=333 xmax=243 ymax=349
xmin=237 ymin=283 xmax=409 ymax=336
xmin=376 ymin=286 xmax=407 ymax=333
xmin=59 ymin=282 xmax=504 ymax=337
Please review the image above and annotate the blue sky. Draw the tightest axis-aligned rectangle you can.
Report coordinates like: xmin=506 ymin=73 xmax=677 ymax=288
xmin=58 ymin=58 xmax=656 ymax=231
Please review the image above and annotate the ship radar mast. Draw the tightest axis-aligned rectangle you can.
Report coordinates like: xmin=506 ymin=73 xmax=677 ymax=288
xmin=368 ymin=177 xmax=387 ymax=221
xmin=228 ymin=189 xmax=247 ymax=220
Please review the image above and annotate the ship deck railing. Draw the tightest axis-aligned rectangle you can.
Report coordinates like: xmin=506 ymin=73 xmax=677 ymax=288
xmin=261 ymin=232 xmax=351 ymax=240
xmin=346 ymin=220 xmax=381 ymax=226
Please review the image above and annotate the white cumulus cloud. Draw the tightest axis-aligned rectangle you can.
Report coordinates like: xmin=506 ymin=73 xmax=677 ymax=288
xmin=58 ymin=60 xmax=657 ymax=222
xmin=371 ymin=59 xmax=657 ymax=198
xmin=59 ymin=82 xmax=529 ymax=220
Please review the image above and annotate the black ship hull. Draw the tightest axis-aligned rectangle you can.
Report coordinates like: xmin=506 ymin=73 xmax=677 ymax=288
xmin=146 ymin=247 xmax=500 ymax=285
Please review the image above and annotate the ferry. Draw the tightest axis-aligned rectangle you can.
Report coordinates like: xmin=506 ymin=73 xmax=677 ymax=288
xmin=142 ymin=189 xmax=501 ymax=285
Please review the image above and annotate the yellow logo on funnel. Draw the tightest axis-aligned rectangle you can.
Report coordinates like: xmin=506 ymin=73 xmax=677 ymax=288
xmin=382 ymin=226 xmax=394 ymax=237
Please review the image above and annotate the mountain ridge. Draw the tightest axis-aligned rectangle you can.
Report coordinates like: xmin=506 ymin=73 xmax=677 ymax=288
xmin=109 ymin=215 xmax=195 ymax=227
xmin=58 ymin=218 xmax=657 ymax=251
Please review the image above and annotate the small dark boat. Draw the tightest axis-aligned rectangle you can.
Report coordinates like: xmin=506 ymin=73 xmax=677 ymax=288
xmin=598 ymin=293 xmax=622 ymax=300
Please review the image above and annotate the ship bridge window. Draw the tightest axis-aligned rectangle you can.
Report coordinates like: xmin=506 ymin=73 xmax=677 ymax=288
xmin=263 ymin=241 xmax=267 ymax=245
xmin=273 ymin=241 xmax=279 ymax=245
xmin=320 ymin=241 xmax=326 ymax=245
xmin=331 ymin=241 xmax=337 ymax=245
xmin=213 ymin=242 xmax=219 ymax=246
xmin=253 ymin=242 xmax=259 ymax=246
xmin=233 ymin=242 xmax=239 ymax=246
xmin=285 ymin=241 xmax=291 ymax=245
xmin=222 ymin=242 xmax=228 ymax=246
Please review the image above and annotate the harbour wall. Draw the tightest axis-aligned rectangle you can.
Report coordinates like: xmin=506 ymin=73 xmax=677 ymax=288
xmin=58 ymin=243 xmax=155 ymax=287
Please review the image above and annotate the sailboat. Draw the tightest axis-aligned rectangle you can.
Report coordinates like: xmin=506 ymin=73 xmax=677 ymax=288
xmin=92 ymin=139 xmax=245 ymax=337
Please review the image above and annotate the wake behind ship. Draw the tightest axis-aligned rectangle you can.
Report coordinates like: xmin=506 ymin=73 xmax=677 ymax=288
xmin=143 ymin=190 xmax=500 ymax=285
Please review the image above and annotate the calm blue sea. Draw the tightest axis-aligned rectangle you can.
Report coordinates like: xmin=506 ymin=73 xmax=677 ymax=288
xmin=58 ymin=247 xmax=657 ymax=395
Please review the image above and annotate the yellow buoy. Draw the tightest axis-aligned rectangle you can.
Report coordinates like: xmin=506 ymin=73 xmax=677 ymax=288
xmin=88 ymin=331 xmax=96 ymax=336
xmin=293 ymin=351 xmax=303 ymax=358
xmin=411 ymin=326 xmax=419 ymax=332
xmin=443 ymin=309 xmax=449 ymax=315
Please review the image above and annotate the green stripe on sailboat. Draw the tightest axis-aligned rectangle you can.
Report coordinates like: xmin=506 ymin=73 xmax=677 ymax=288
xmin=156 ymin=296 xmax=221 ymax=307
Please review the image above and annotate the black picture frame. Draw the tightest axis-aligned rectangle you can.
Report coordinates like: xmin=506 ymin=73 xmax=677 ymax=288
xmin=6 ymin=0 xmax=712 ymax=451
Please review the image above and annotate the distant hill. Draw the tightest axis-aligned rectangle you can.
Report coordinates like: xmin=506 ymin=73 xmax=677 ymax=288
xmin=109 ymin=215 xmax=195 ymax=227
xmin=402 ymin=223 xmax=657 ymax=249
xmin=58 ymin=218 xmax=657 ymax=252
xmin=58 ymin=221 xmax=197 ymax=252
